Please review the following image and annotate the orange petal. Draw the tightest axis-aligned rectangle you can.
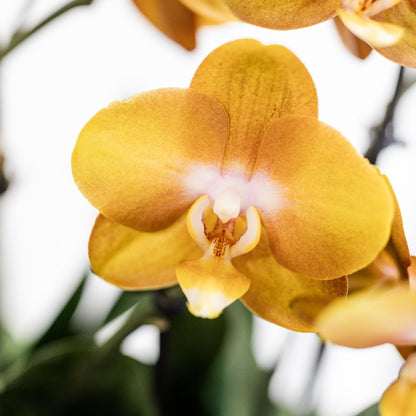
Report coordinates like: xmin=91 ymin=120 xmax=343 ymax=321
xmin=333 ymin=15 xmax=373 ymax=59
xmin=72 ymin=88 xmax=229 ymax=232
xmin=253 ymin=116 xmax=394 ymax=279
xmin=380 ymin=378 xmax=416 ymax=416
xmin=316 ymin=285 xmax=416 ymax=348
xmin=372 ymin=0 xmax=416 ymax=67
xmin=384 ymin=175 xmax=411 ymax=278
xmin=179 ymin=0 xmax=236 ymax=23
xmin=221 ymin=0 xmax=339 ymax=29
xmin=131 ymin=0 xmax=197 ymax=50
xmin=337 ymin=9 xmax=404 ymax=48
xmin=190 ymin=39 xmax=318 ymax=178
xmin=233 ymin=229 xmax=348 ymax=332
xmin=176 ymin=256 xmax=250 ymax=318
xmin=89 ymin=214 xmax=202 ymax=290
xmin=348 ymin=249 xmax=402 ymax=293
xmin=380 ymin=354 xmax=416 ymax=416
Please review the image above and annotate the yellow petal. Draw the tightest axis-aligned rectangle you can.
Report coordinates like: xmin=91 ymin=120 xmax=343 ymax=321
xmin=380 ymin=354 xmax=416 ymax=416
xmin=72 ymin=88 xmax=229 ymax=232
xmin=190 ymin=39 xmax=318 ymax=178
xmin=253 ymin=116 xmax=394 ymax=279
xmin=131 ymin=0 xmax=197 ymax=50
xmin=333 ymin=15 xmax=373 ymax=59
xmin=233 ymin=229 xmax=348 ymax=332
xmin=176 ymin=256 xmax=250 ymax=318
xmin=372 ymin=0 xmax=416 ymax=67
xmin=316 ymin=285 xmax=416 ymax=348
xmin=348 ymin=249 xmax=401 ymax=293
xmin=380 ymin=378 xmax=416 ymax=416
xmin=89 ymin=214 xmax=202 ymax=290
xmin=338 ymin=9 xmax=404 ymax=48
xmin=221 ymin=0 xmax=339 ymax=29
xmin=384 ymin=175 xmax=411 ymax=278
xmin=179 ymin=0 xmax=236 ymax=23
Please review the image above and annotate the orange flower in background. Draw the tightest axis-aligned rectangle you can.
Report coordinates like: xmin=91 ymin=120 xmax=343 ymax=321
xmin=380 ymin=352 xmax=416 ymax=416
xmin=72 ymin=39 xmax=394 ymax=329
xmin=130 ymin=0 xmax=234 ymax=50
xmin=315 ymin=253 xmax=416 ymax=416
xmin=186 ymin=0 xmax=416 ymax=66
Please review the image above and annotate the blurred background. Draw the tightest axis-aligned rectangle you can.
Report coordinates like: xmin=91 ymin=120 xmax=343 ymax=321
xmin=0 ymin=1 xmax=415 ymax=415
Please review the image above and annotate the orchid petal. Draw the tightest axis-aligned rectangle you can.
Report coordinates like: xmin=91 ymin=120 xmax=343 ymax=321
xmin=380 ymin=378 xmax=416 ymax=416
xmin=253 ymin=115 xmax=393 ymax=279
xmin=89 ymin=214 xmax=202 ymax=290
xmin=221 ymin=0 xmax=339 ymax=29
xmin=338 ymin=9 xmax=404 ymax=48
xmin=334 ymin=16 xmax=373 ymax=59
xmin=131 ymin=0 xmax=197 ymax=50
xmin=190 ymin=39 xmax=318 ymax=177
xmin=72 ymin=88 xmax=229 ymax=232
xmin=179 ymin=0 xmax=236 ymax=23
xmin=384 ymin=175 xmax=411 ymax=277
xmin=176 ymin=256 xmax=250 ymax=318
xmin=380 ymin=354 xmax=416 ymax=416
xmin=372 ymin=0 xmax=416 ymax=67
xmin=233 ymin=229 xmax=348 ymax=332
xmin=316 ymin=285 xmax=416 ymax=348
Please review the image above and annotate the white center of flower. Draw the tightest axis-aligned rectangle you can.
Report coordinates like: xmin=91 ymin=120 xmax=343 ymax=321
xmin=213 ymin=187 xmax=241 ymax=223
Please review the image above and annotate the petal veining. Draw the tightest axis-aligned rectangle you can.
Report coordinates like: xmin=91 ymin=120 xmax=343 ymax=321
xmin=190 ymin=39 xmax=318 ymax=177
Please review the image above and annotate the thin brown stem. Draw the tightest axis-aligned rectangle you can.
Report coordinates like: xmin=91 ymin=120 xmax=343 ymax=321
xmin=0 ymin=0 xmax=95 ymax=61
xmin=364 ymin=66 xmax=406 ymax=164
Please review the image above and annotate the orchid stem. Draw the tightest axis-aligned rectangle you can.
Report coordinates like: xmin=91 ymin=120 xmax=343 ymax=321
xmin=0 ymin=0 xmax=95 ymax=61
xmin=364 ymin=66 xmax=405 ymax=164
xmin=100 ymin=295 xmax=165 ymax=357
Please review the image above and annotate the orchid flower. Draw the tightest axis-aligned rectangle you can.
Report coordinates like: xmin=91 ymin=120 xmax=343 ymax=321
xmin=316 ymin=253 xmax=416 ymax=416
xmin=72 ymin=39 xmax=394 ymax=330
xmin=186 ymin=0 xmax=416 ymax=66
xmin=131 ymin=0 xmax=234 ymax=50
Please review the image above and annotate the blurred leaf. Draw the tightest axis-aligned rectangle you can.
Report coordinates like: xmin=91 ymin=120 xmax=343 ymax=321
xmin=0 ymin=337 xmax=159 ymax=416
xmin=204 ymin=302 xmax=278 ymax=416
xmin=33 ymin=272 xmax=88 ymax=350
xmin=0 ymin=325 xmax=25 ymax=371
xmin=356 ymin=403 xmax=380 ymax=416
xmin=103 ymin=290 xmax=149 ymax=325
xmin=156 ymin=304 xmax=226 ymax=416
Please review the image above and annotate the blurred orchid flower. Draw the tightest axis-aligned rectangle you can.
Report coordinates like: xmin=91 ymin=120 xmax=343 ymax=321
xmin=185 ymin=0 xmax=416 ymax=66
xmin=130 ymin=0 xmax=234 ymax=50
xmin=72 ymin=39 xmax=394 ymax=327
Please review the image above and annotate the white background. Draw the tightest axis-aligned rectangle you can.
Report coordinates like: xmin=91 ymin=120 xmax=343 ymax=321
xmin=1 ymin=1 xmax=415 ymax=415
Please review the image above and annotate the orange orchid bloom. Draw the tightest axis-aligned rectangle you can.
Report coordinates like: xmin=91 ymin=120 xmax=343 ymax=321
xmin=380 ymin=352 xmax=416 ymax=416
xmin=316 ymin=185 xmax=413 ymax=348
xmin=72 ymin=39 xmax=394 ymax=329
xmin=315 ymin=254 xmax=416 ymax=416
xmin=187 ymin=0 xmax=416 ymax=66
xmin=130 ymin=0 xmax=234 ymax=50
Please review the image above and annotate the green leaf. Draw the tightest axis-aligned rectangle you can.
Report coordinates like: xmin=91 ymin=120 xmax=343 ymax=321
xmin=32 ymin=272 xmax=88 ymax=350
xmin=0 ymin=338 xmax=159 ymax=416
xmin=204 ymin=302 xmax=278 ymax=416
xmin=103 ymin=290 xmax=149 ymax=325
xmin=0 ymin=325 xmax=25 ymax=372
xmin=156 ymin=302 xmax=226 ymax=416
xmin=356 ymin=403 xmax=380 ymax=416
